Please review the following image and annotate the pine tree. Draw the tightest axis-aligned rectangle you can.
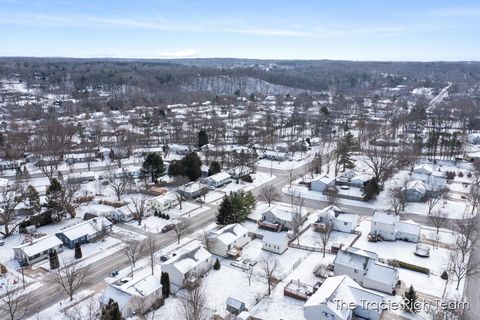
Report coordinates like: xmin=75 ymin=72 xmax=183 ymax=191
xmin=216 ymin=196 xmax=234 ymax=225
xmin=160 ymin=272 xmax=170 ymax=298
xmin=101 ymin=299 xmax=122 ymax=320
xmin=74 ymin=242 xmax=83 ymax=259
xmin=25 ymin=185 xmax=41 ymax=217
xmin=183 ymin=152 xmax=202 ymax=181
xmin=198 ymin=129 xmax=209 ymax=148
xmin=336 ymin=132 xmax=358 ymax=172
xmin=403 ymin=285 xmax=418 ymax=313
xmin=168 ymin=159 xmax=185 ymax=177
xmin=141 ymin=153 xmax=165 ymax=183
xmin=46 ymin=178 xmax=64 ymax=221
xmin=363 ymin=178 xmax=380 ymax=201
xmin=49 ymin=250 xmax=59 ymax=270
xmin=214 ymin=258 xmax=221 ymax=270
xmin=208 ymin=161 xmax=221 ymax=176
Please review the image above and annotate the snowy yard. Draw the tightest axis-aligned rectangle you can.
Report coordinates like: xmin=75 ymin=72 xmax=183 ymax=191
xmin=298 ymin=228 xmax=358 ymax=249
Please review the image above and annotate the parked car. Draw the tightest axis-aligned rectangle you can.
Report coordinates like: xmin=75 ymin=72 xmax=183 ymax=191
xmin=161 ymin=223 xmax=176 ymax=233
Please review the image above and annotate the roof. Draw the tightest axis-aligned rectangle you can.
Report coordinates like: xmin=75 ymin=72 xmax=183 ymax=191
xmin=365 ymin=259 xmax=399 ymax=287
xmin=226 ymin=296 xmax=245 ymax=309
xmin=314 ymin=175 xmax=336 ymax=185
xmin=406 ymin=180 xmax=427 ymax=194
xmin=335 ymin=247 xmax=378 ymax=270
xmin=350 ymin=174 xmax=372 ymax=183
xmin=163 ymin=240 xmax=211 ymax=274
xmin=262 ymin=231 xmax=288 ymax=246
xmin=57 ymin=217 xmax=112 ymax=241
xmin=209 ymin=224 xmax=248 ymax=246
xmin=181 ymin=182 xmax=207 ymax=193
xmin=266 ymin=204 xmax=308 ymax=222
xmin=207 ymin=171 xmax=231 ymax=183
xmin=149 ymin=192 xmax=177 ymax=205
xmin=304 ymin=275 xmax=384 ymax=319
xmin=397 ymin=220 xmax=421 ymax=235
xmin=372 ymin=211 xmax=399 ymax=225
xmin=413 ymin=164 xmax=434 ymax=175
xmin=14 ymin=235 xmax=63 ymax=257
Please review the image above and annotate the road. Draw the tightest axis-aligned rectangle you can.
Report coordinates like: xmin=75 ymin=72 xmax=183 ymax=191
xmin=3 ymin=159 xmax=475 ymax=318
xmin=426 ymin=83 xmax=451 ymax=113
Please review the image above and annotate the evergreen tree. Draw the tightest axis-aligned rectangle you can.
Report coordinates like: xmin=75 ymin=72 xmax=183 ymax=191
xmin=25 ymin=185 xmax=41 ymax=217
xmin=49 ymin=249 xmax=59 ymax=269
xmin=208 ymin=161 xmax=221 ymax=176
xmin=168 ymin=159 xmax=185 ymax=177
xmin=216 ymin=196 xmax=234 ymax=225
xmin=403 ymin=285 xmax=418 ymax=313
xmin=160 ymin=272 xmax=170 ymax=298
xmin=363 ymin=178 xmax=380 ymax=201
xmin=183 ymin=152 xmax=202 ymax=181
xmin=74 ymin=242 xmax=83 ymax=259
xmin=198 ymin=129 xmax=209 ymax=148
xmin=336 ymin=132 xmax=358 ymax=172
xmin=141 ymin=153 xmax=165 ymax=183
xmin=214 ymin=258 xmax=221 ymax=270
xmin=46 ymin=178 xmax=64 ymax=221
xmin=101 ymin=299 xmax=122 ymax=320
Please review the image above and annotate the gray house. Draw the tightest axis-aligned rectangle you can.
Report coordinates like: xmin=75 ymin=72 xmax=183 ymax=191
xmin=405 ymin=180 xmax=427 ymax=202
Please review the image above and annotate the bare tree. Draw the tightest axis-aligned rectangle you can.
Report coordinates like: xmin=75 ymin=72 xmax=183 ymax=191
xmin=319 ymin=222 xmax=333 ymax=258
xmin=388 ymin=179 xmax=408 ymax=215
xmin=258 ymin=184 xmax=280 ymax=207
xmin=449 ymin=249 xmax=480 ymax=290
xmin=106 ymin=165 xmax=129 ymax=201
xmin=49 ymin=261 xmax=89 ymax=301
xmin=128 ymin=194 xmax=149 ymax=226
xmin=292 ymin=196 xmax=305 ymax=244
xmin=425 ymin=297 xmax=468 ymax=320
xmin=361 ymin=146 xmax=396 ymax=183
xmin=0 ymin=280 xmax=31 ymax=320
xmin=172 ymin=175 xmax=190 ymax=210
xmin=455 ymin=215 xmax=480 ymax=263
xmin=467 ymin=175 xmax=480 ymax=216
xmin=200 ymin=230 xmax=214 ymax=252
xmin=426 ymin=182 xmax=449 ymax=215
xmin=61 ymin=180 xmax=82 ymax=218
xmin=146 ymin=235 xmax=159 ymax=276
xmin=0 ymin=184 xmax=25 ymax=238
xmin=123 ymin=240 xmax=145 ymax=275
xmin=325 ymin=186 xmax=338 ymax=205
xmin=260 ymin=255 xmax=280 ymax=295
xmin=429 ymin=210 xmax=448 ymax=235
xmin=62 ymin=296 xmax=101 ymax=320
xmin=173 ymin=218 xmax=189 ymax=244
xmin=179 ymin=282 xmax=210 ymax=320
xmin=246 ymin=266 xmax=255 ymax=286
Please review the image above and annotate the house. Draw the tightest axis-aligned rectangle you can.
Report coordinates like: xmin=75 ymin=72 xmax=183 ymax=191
xmin=205 ymin=171 xmax=232 ymax=188
xmin=177 ymin=182 xmax=209 ymax=199
xmin=413 ymin=164 xmax=434 ymax=175
xmin=334 ymin=247 xmax=399 ymax=294
xmin=405 ymin=180 xmax=427 ymax=202
xmin=169 ymin=144 xmax=190 ymax=155
xmin=349 ymin=174 xmax=373 ymax=188
xmin=13 ymin=235 xmax=64 ymax=265
xmin=161 ymin=240 xmax=213 ymax=289
xmin=262 ymin=231 xmax=289 ymax=254
xmin=111 ymin=203 xmax=136 ymax=222
xmin=146 ymin=192 xmax=179 ymax=215
xmin=226 ymin=296 xmax=246 ymax=315
xmin=67 ymin=172 xmax=95 ymax=184
xmin=304 ymin=275 xmax=385 ymax=320
xmin=207 ymin=224 xmax=251 ymax=257
xmin=370 ymin=211 xmax=421 ymax=242
xmin=311 ymin=176 xmax=336 ymax=192
xmin=261 ymin=204 xmax=308 ymax=230
xmin=0 ymin=178 xmax=8 ymax=192
xmin=316 ymin=205 xmax=358 ymax=233
xmin=228 ymin=166 xmax=252 ymax=179
xmin=468 ymin=133 xmax=480 ymax=145
xmin=102 ymin=274 xmax=163 ymax=318
xmin=261 ymin=150 xmax=289 ymax=162
xmin=55 ymin=217 xmax=113 ymax=249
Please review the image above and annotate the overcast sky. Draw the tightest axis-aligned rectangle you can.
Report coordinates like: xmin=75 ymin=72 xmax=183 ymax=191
xmin=1 ymin=0 xmax=479 ymax=61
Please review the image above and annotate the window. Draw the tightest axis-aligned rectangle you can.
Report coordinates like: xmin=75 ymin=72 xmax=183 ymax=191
xmin=344 ymin=222 xmax=347 ymax=225
xmin=354 ymin=269 xmax=358 ymax=274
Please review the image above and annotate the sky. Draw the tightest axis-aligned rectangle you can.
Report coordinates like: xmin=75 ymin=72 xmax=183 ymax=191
xmin=0 ymin=0 xmax=479 ymax=61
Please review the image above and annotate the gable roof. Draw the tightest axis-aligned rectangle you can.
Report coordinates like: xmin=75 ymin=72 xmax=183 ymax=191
xmin=14 ymin=235 xmax=63 ymax=257
xmin=163 ymin=240 xmax=211 ymax=274
xmin=209 ymin=224 xmax=248 ymax=246
xmin=57 ymin=217 xmax=112 ymax=241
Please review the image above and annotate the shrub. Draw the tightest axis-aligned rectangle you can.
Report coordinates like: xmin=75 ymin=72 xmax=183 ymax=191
xmin=240 ymin=174 xmax=253 ymax=183
xmin=441 ymin=271 xmax=448 ymax=280
xmin=467 ymin=172 xmax=472 ymax=178
xmin=214 ymin=258 xmax=221 ymax=270
xmin=393 ymin=260 xmax=429 ymax=275
xmin=458 ymin=172 xmax=464 ymax=178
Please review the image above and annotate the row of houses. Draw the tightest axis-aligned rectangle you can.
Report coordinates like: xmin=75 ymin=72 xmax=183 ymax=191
xmin=13 ymin=217 xmax=112 ymax=265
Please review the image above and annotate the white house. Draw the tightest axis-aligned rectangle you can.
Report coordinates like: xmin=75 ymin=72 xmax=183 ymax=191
xmin=371 ymin=211 xmax=421 ymax=242
xmin=304 ymin=275 xmax=385 ymax=320
xmin=316 ymin=205 xmax=358 ymax=233
xmin=102 ymin=274 xmax=163 ymax=318
xmin=334 ymin=247 xmax=399 ymax=294
xmin=262 ymin=231 xmax=289 ymax=254
xmin=311 ymin=176 xmax=336 ymax=192
xmin=350 ymin=174 xmax=373 ymax=188
xmin=207 ymin=224 xmax=251 ymax=257
xmin=262 ymin=204 xmax=308 ymax=230
xmin=205 ymin=171 xmax=232 ymax=188
xmin=55 ymin=217 xmax=113 ymax=249
xmin=67 ymin=172 xmax=95 ymax=184
xmin=13 ymin=235 xmax=64 ymax=265
xmin=146 ymin=192 xmax=179 ymax=215
xmin=111 ymin=203 xmax=136 ymax=222
xmin=161 ymin=240 xmax=213 ymax=289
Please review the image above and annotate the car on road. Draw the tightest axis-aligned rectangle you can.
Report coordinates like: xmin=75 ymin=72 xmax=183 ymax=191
xmin=161 ymin=223 xmax=176 ymax=233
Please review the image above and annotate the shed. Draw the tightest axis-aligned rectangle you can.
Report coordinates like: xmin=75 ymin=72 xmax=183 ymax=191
xmin=226 ymin=296 xmax=246 ymax=315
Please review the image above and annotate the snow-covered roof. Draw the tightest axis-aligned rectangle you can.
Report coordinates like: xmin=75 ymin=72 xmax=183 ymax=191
xmin=266 ymin=204 xmax=308 ymax=222
xmin=406 ymin=180 xmax=427 ymax=194
xmin=207 ymin=171 xmax=231 ymax=183
xmin=13 ymin=235 xmax=63 ymax=257
xmin=149 ymin=192 xmax=177 ymax=205
xmin=314 ymin=175 xmax=336 ymax=185
xmin=262 ymin=232 xmax=288 ymax=246
xmin=413 ymin=164 xmax=434 ymax=175
xmin=304 ymin=275 xmax=384 ymax=319
xmin=334 ymin=247 xmax=378 ymax=270
xmin=397 ymin=220 xmax=421 ymax=236
xmin=0 ymin=178 xmax=8 ymax=188
xmin=209 ymin=224 xmax=248 ymax=246
xmin=181 ymin=181 xmax=207 ymax=193
xmin=226 ymin=296 xmax=245 ymax=309
xmin=365 ymin=259 xmax=399 ymax=287
xmin=372 ymin=211 xmax=399 ymax=225
xmin=57 ymin=217 xmax=112 ymax=241
xmin=350 ymin=174 xmax=372 ymax=183
xmin=163 ymin=240 xmax=211 ymax=274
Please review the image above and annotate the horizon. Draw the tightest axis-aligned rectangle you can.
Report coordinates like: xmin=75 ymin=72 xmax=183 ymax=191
xmin=1 ymin=0 xmax=480 ymax=61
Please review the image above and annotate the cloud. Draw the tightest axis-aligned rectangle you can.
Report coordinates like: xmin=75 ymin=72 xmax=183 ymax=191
xmin=89 ymin=49 xmax=198 ymax=59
